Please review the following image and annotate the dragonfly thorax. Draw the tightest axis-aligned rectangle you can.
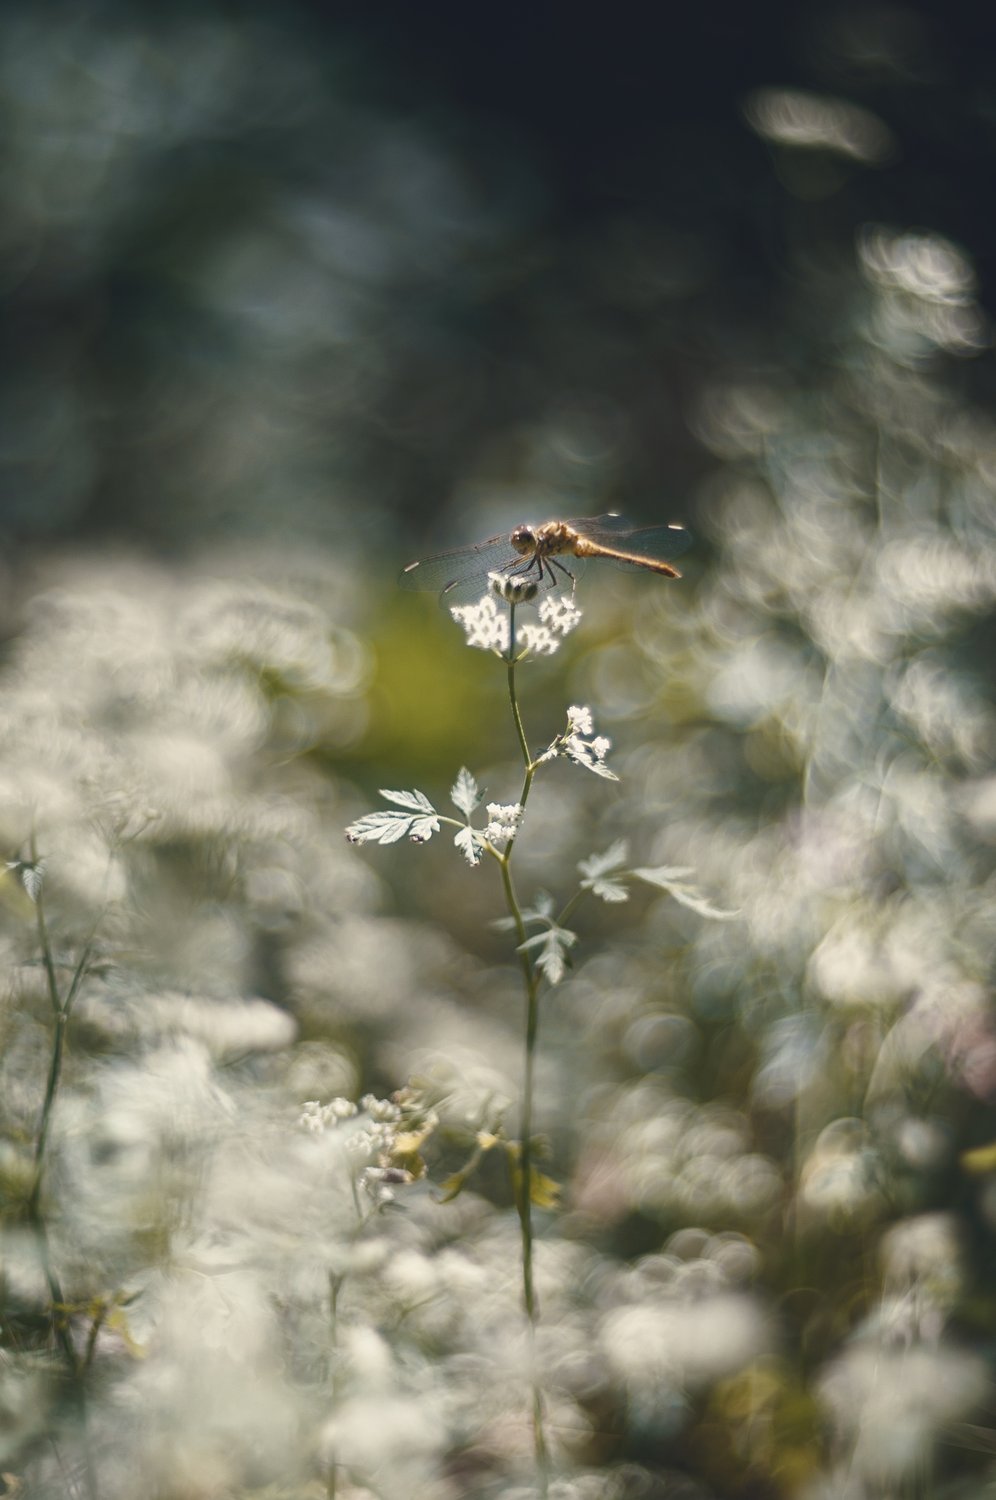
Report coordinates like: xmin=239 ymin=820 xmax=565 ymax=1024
xmin=510 ymin=521 xmax=577 ymax=559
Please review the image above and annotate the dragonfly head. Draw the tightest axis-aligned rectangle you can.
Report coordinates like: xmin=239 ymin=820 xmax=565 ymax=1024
xmin=509 ymin=525 xmax=537 ymax=557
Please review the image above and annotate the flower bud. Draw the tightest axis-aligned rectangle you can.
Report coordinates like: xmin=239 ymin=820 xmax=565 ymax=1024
xmin=489 ymin=572 xmax=539 ymax=604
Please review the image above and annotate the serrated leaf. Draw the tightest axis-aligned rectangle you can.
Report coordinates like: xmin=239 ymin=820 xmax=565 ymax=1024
xmin=631 ymin=865 xmax=695 ymax=886
xmin=345 ymin=809 xmax=438 ymax=847
xmin=584 ymin=877 xmax=630 ymax=903
xmin=450 ymin=767 xmax=481 ymax=817
xmin=345 ymin=810 xmax=412 ymax=844
xmin=520 ymin=925 xmax=577 ymax=985
xmin=578 ymin=839 xmax=629 ymax=880
xmin=454 ymin=826 xmax=484 ymax=866
xmin=666 ymin=886 xmax=738 ymax=920
xmin=7 ymin=860 xmax=45 ymax=902
xmin=520 ymin=891 xmax=556 ymax=925
xmin=408 ymin=814 xmax=441 ymax=843
xmin=632 ymin=867 xmax=738 ymax=920
xmin=578 ymin=840 xmax=631 ymax=899
xmin=379 ymin=788 xmax=436 ymax=814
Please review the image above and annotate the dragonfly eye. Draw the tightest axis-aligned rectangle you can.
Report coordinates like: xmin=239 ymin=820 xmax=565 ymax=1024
xmin=510 ymin=526 xmax=536 ymax=557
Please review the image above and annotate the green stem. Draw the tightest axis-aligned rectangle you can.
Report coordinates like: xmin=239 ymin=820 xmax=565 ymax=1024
xmin=24 ymin=830 xmax=102 ymax=1500
xmin=498 ymin=616 xmax=549 ymax=1493
xmin=29 ymin=910 xmax=100 ymax=1209
xmin=555 ymin=886 xmax=589 ymax=930
xmin=327 ymin=1272 xmax=342 ymax=1500
xmin=502 ymin=608 xmax=537 ymax=866
xmin=506 ymin=604 xmax=531 ymax=773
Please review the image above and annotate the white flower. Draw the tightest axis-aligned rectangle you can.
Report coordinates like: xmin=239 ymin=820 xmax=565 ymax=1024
xmin=360 ymin=1165 xmax=414 ymax=1204
xmin=539 ymin=594 xmax=583 ymax=636
xmin=484 ymin=802 xmax=523 ymax=849
xmin=517 ymin=623 xmax=559 ymax=656
xmin=361 ymin=1093 xmax=401 ymax=1123
xmin=537 ymin=705 xmax=618 ymax=780
xmin=299 ymin=1098 xmax=359 ymax=1133
xmin=450 ymin=594 xmax=510 ymax=654
xmin=450 ymin=587 xmax=581 ymax=657
xmin=565 ymin=733 xmax=616 ymax=777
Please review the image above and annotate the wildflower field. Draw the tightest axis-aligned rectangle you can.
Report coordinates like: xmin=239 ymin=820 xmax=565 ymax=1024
xmin=1 ymin=7 xmax=995 ymax=1499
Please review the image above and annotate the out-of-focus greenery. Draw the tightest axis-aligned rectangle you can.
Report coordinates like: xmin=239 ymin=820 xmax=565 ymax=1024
xmin=1 ymin=5 xmax=996 ymax=1500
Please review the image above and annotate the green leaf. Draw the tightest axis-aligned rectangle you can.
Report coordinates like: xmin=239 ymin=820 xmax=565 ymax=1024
xmin=632 ymin=866 xmax=738 ymax=920
xmin=345 ymin=808 xmax=440 ymax=846
xmin=6 ymin=859 xmax=45 ymax=902
xmin=379 ymin=788 xmax=437 ymax=814
xmin=519 ymin=924 xmax=577 ymax=984
xmin=346 ymin=787 xmax=441 ymax=846
xmin=578 ymin=840 xmax=631 ymax=903
xmin=528 ymin=1168 xmax=562 ymax=1209
xmin=454 ymin=826 xmax=485 ymax=865
xmin=450 ymin=767 xmax=482 ymax=817
xmin=435 ymin=1128 xmax=503 ymax=1202
xmin=507 ymin=1141 xmax=561 ymax=1209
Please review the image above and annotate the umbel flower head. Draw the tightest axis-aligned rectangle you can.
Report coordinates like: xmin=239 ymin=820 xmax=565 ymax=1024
xmin=450 ymin=586 xmax=582 ymax=657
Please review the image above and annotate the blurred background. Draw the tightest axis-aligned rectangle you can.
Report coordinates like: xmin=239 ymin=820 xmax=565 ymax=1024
xmin=2 ymin=2 xmax=996 ymax=1497
xmin=4 ymin=0 xmax=996 ymax=559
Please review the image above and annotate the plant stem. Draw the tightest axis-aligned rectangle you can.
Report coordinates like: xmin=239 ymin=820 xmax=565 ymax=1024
xmin=24 ymin=831 xmax=102 ymax=1500
xmin=327 ymin=1272 xmax=342 ymax=1500
xmin=506 ymin=604 xmax=532 ymax=774
xmin=500 ymin=612 xmax=549 ymax=1493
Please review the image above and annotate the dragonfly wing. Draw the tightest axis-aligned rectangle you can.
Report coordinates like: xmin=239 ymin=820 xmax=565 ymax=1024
xmin=399 ymin=533 xmax=563 ymax=606
xmin=568 ymin=515 xmax=692 ymax=569
xmin=398 ymin=535 xmax=513 ymax=593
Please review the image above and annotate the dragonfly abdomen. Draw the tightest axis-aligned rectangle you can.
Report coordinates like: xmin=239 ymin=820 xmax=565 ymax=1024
xmin=572 ymin=537 xmax=681 ymax=577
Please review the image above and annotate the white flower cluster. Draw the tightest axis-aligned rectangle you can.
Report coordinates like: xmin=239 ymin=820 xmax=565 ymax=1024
xmin=516 ymin=592 xmax=584 ymax=656
xmin=450 ymin=587 xmax=583 ymax=656
xmin=538 ymin=593 xmax=583 ymax=635
xmin=299 ymin=1093 xmax=402 ymax=1161
xmin=449 ymin=593 xmax=510 ymax=654
xmin=537 ymin=704 xmax=618 ymax=780
xmin=298 ymin=1093 xmax=437 ymax=1205
xmin=483 ymin=802 xmax=523 ymax=850
xmin=299 ymin=1097 xmax=359 ymax=1133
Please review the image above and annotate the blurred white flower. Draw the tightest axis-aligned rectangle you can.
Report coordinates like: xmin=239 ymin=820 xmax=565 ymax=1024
xmin=818 ymin=1339 xmax=988 ymax=1485
xmin=600 ymin=1288 xmax=771 ymax=1394
xmin=299 ymin=1097 xmax=359 ymax=1133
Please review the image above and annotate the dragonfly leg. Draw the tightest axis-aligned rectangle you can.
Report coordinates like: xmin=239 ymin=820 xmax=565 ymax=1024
xmin=550 ymin=557 xmax=577 ymax=596
xmin=504 ymin=557 xmax=543 ymax=585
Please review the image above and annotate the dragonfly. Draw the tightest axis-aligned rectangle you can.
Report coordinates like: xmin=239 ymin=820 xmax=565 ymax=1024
xmin=399 ymin=514 xmax=691 ymax=606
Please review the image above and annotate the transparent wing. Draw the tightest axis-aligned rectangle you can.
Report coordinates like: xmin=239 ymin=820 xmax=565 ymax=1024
xmin=565 ymin=515 xmax=692 ymax=570
xmin=399 ymin=533 xmax=565 ymax=607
